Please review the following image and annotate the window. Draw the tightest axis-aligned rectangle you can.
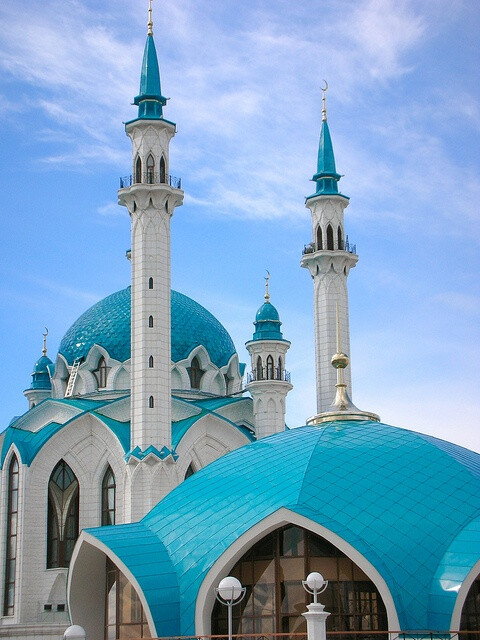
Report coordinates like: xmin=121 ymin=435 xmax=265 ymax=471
xmin=148 ymin=315 xmax=154 ymax=328
xmin=266 ymin=355 xmax=274 ymax=380
xmin=135 ymin=156 xmax=142 ymax=183
xmin=461 ymin=575 xmax=480 ymax=639
xmin=148 ymin=356 xmax=154 ymax=368
xmin=160 ymin=156 xmax=166 ymax=183
xmin=187 ymin=357 xmax=204 ymax=389
xmin=105 ymin=558 xmax=152 ymax=639
xmin=316 ymin=226 xmax=323 ymax=250
xmin=185 ymin=463 xmax=195 ymax=480
xmin=256 ymin=356 xmax=263 ymax=380
xmin=277 ymin=357 xmax=283 ymax=380
xmin=327 ymin=224 xmax=334 ymax=250
xmin=148 ymin=277 xmax=154 ymax=290
xmin=101 ymin=467 xmax=116 ymax=526
xmin=3 ymin=455 xmax=19 ymax=616
xmin=148 ymin=396 xmax=154 ymax=408
xmin=47 ymin=460 xmax=79 ymax=568
xmin=212 ymin=525 xmax=387 ymax=635
xmin=337 ymin=225 xmax=343 ymax=250
xmin=94 ymin=357 xmax=109 ymax=389
xmin=146 ymin=154 xmax=155 ymax=184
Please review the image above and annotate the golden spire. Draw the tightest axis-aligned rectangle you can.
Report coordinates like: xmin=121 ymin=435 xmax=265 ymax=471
xmin=42 ymin=328 xmax=49 ymax=357
xmin=264 ymin=270 xmax=271 ymax=302
xmin=147 ymin=0 xmax=154 ymax=36
xmin=321 ymin=80 xmax=328 ymax=122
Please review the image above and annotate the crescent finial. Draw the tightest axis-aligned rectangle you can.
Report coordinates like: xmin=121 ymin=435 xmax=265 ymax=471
xmin=321 ymin=80 xmax=328 ymax=92
xmin=264 ymin=270 xmax=271 ymax=302
xmin=42 ymin=327 xmax=49 ymax=356
xmin=321 ymin=80 xmax=328 ymax=122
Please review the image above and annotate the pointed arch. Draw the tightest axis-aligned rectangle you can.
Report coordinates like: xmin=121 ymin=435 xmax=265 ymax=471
xmin=188 ymin=356 xmax=204 ymax=389
xmin=101 ymin=466 xmax=116 ymax=526
xmin=3 ymin=454 xmax=19 ymax=615
xmin=148 ymin=315 xmax=154 ymax=328
xmin=148 ymin=277 xmax=154 ymax=290
xmin=160 ymin=155 xmax=166 ymax=183
xmin=277 ymin=356 xmax=283 ymax=380
xmin=326 ymin=224 xmax=334 ymax=250
xmin=135 ymin=156 xmax=142 ymax=183
xmin=93 ymin=356 xmax=109 ymax=389
xmin=316 ymin=225 xmax=323 ymax=250
xmin=337 ymin=225 xmax=343 ymax=250
xmin=146 ymin=153 xmax=155 ymax=184
xmin=148 ymin=396 xmax=154 ymax=408
xmin=148 ymin=355 xmax=154 ymax=368
xmin=256 ymin=355 xmax=263 ymax=380
xmin=47 ymin=460 xmax=79 ymax=568
xmin=266 ymin=355 xmax=274 ymax=380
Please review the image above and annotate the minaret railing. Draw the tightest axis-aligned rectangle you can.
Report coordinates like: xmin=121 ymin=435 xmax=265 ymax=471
xmin=119 ymin=173 xmax=182 ymax=189
xmin=302 ymin=237 xmax=356 ymax=255
xmin=247 ymin=368 xmax=291 ymax=384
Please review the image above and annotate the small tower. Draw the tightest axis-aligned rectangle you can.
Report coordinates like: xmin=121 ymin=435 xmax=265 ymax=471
xmin=24 ymin=329 xmax=52 ymax=409
xmin=118 ymin=2 xmax=183 ymax=456
xmin=301 ymin=85 xmax=358 ymax=416
xmin=246 ymin=275 xmax=292 ymax=439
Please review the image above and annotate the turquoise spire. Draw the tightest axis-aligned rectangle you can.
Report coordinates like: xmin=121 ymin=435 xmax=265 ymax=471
xmin=307 ymin=83 xmax=348 ymax=200
xmin=29 ymin=330 xmax=52 ymax=390
xmin=133 ymin=2 xmax=167 ymax=120
xmin=251 ymin=274 xmax=286 ymax=342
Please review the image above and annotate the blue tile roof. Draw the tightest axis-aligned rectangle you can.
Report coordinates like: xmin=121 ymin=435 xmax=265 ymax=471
xmin=85 ymin=421 xmax=480 ymax=635
xmin=58 ymin=287 xmax=236 ymax=368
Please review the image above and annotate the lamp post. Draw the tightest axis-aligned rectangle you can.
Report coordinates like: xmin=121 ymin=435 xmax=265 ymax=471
xmin=215 ymin=576 xmax=246 ymax=640
xmin=302 ymin=572 xmax=330 ymax=640
xmin=63 ymin=626 xmax=86 ymax=640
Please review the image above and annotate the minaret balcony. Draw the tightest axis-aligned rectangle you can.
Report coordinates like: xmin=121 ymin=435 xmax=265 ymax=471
xmin=302 ymin=236 xmax=356 ymax=255
xmin=119 ymin=173 xmax=182 ymax=189
xmin=247 ymin=368 xmax=291 ymax=384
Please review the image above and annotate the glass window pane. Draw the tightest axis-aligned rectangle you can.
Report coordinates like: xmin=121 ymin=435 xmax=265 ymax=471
xmin=281 ymin=525 xmax=304 ymax=556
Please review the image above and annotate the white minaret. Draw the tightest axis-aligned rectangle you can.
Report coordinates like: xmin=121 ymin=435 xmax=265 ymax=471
xmin=245 ymin=275 xmax=292 ymax=439
xmin=300 ymin=85 xmax=358 ymax=418
xmin=118 ymin=3 xmax=183 ymax=457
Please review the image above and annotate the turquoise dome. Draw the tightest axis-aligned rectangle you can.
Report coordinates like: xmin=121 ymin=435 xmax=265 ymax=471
xmin=30 ymin=355 xmax=53 ymax=389
xmin=86 ymin=421 xmax=480 ymax=635
xmin=250 ymin=300 xmax=285 ymax=341
xmin=58 ymin=287 xmax=236 ymax=368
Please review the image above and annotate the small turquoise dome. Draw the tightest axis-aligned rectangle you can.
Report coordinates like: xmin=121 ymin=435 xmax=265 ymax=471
xmin=251 ymin=300 xmax=285 ymax=341
xmin=30 ymin=355 xmax=52 ymax=390
xmin=58 ymin=287 xmax=236 ymax=368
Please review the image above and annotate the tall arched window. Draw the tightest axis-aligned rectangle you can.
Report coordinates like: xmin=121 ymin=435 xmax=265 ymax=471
xmin=316 ymin=226 xmax=323 ymax=250
xmin=148 ymin=315 xmax=154 ymax=328
xmin=212 ymin=525 xmax=388 ymax=635
xmin=148 ymin=356 xmax=154 ymax=368
xmin=266 ymin=355 xmax=274 ymax=380
xmin=94 ymin=356 xmax=109 ymax=389
xmin=135 ymin=156 xmax=142 ymax=184
xmin=256 ymin=356 xmax=263 ymax=380
xmin=277 ymin=356 xmax=283 ymax=380
xmin=188 ymin=356 xmax=204 ymax=389
xmin=326 ymin=224 xmax=334 ymax=250
xmin=160 ymin=156 xmax=166 ymax=183
xmin=148 ymin=277 xmax=154 ymax=290
xmin=47 ymin=460 xmax=79 ymax=568
xmin=105 ymin=558 xmax=151 ymax=638
xmin=337 ymin=225 xmax=343 ymax=250
xmin=146 ymin=154 xmax=155 ymax=184
xmin=3 ymin=455 xmax=19 ymax=616
xmin=101 ymin=466 xmax=116 ymax=526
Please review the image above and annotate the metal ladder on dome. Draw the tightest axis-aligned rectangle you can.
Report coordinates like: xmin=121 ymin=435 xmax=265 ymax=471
xmin=65 ymin=358 xmax=82 ymax=398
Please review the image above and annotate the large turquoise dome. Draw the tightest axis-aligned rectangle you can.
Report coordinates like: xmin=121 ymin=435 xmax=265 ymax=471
xmin=58 ymin=286 xmax=236 ymax=367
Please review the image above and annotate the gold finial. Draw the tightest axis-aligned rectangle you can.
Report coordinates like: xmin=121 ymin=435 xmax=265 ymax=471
xmin=264 ymin=270 xmax=271 ymax=302
xmin=147 ymin=0 xmax=154 ymax=36
xmin=42 ymin=328 xmax=49 ymax=357
xmin=321 ymin=80 xmax=328 ymax=122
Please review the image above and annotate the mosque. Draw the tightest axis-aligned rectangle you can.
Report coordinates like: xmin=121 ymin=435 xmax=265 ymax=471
xmin=0 ymin=4 xmax=479 ymax=640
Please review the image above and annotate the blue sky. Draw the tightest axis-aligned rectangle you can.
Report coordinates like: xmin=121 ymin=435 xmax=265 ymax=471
xmin=0 ymin=0 xmax=479 ymax=451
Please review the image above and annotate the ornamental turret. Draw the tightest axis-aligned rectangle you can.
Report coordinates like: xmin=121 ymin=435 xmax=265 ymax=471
xmin=118 ymin=2 xmax=183 ymax=485
xmin=300 ymin=85 xmax=358 ymax=417
xmin=245 ymin=275 xmax=292 ymax=439
xmin=24 ymin=329 xmax=52 ymax=409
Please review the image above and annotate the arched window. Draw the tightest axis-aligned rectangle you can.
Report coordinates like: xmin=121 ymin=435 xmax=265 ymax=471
xmin=94 ymin=356 xmax=109 ymax=389
xmin=277 ymin=356 xmax=283 ymax=380
xmin=187 ymin=356 xmax=204 ymax=389
xmin=460 ymin=575 xmax=480 ymax=635
xmin=146 ymin=154 xmax=155 ymax=184
xmin=337 ymin=225 xmax=343 ymax=250
xmin=3 ymin=455 xmax=19 ymax=616
xmin=316 ymin=225 xmax=323 ymax=250
xmin=148 ymin=396 xmax=154 ymax=408
xmin=47 ymin=460 xmax=79 ymax=568
xmin=101 ymin=467 xmax=116 ymax=526
xmin=148 ymin=277 xmax=154 ymax=290
xmin=160 ymin=156 xmax=166 ymax=183
xmin=266 ymin=355 xmax=274 ymax=380
xmin=135 ymin=156 xmax=142 ymax=184
xmin=148 ymin=315 xmax=154 ymax=328
xmin=212 ymin=525 xmax=388 ymax=635
xmin=326 ymin=224 xmax=334 ymax=250
xmin=148 ymin=356 xmax=154 ymax=368
xmin=105 ymin=558 xmax=151 ymax=639
xmin=184 ymin=463 xmax=195 ymax=480
xmin=256 ymin=356 xmax=263 ymax=380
